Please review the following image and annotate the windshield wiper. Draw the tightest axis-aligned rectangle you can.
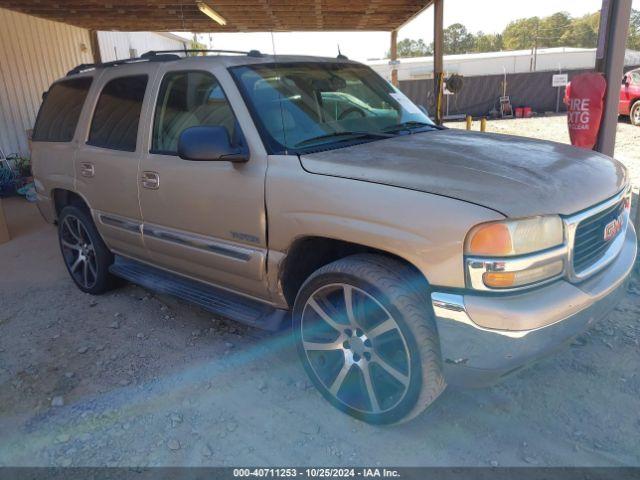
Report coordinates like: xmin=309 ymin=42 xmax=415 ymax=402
xmin=382 ymin=121 xmax=439 ymax=133
xmin=295 ymin=130 xmax=394 ymax=148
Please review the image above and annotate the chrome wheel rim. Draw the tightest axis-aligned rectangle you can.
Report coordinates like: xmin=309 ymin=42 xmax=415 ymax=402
xmin=301 ymin=283 xmax=411 ymax=415
xmin=60 ymin=215 xmax=98 ymax=289
xmin=633 ymin=106 xmax=640 ymax=124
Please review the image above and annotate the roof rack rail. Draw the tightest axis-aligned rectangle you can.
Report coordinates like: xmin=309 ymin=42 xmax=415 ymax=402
xmin=141 ymin=49 xmax=264 ymax=58
xmin=66 ymin=48 xmax=265 ymax=76
xmin=66 ymin=53 xmax=181 ymax=76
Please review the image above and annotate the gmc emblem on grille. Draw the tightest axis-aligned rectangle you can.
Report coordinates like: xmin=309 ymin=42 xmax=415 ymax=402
xmin=603 ymin=214 xmax=624 ymax=242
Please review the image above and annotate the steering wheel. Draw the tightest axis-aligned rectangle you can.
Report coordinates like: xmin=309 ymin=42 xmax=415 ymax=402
xmin=338 ymin=107 xmax=366 ymax=120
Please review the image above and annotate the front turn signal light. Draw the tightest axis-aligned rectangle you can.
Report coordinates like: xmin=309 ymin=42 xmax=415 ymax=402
xmin=482 ymin=271 xmax=516 ymax=288
xmin=467 ymin=222 xmax=512 ymax=256
xmin=482 ymin=260 xmax=564 ymax=289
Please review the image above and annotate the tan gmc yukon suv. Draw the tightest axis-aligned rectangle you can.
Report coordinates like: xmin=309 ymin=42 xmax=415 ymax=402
xmin=31 ymin=50 xmax=637 ymax=424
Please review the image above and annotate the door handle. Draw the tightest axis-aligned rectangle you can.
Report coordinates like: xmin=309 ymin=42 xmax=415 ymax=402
xmin=141 ymin=171 xmax=160 ymax=190
xmin=79 ymin=162 xmax=95 ymax=178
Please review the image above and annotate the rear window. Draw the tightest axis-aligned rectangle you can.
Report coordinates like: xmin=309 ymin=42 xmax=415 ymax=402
xmin=32 ymin=77 xmax=93 ymax=142
xmin=88 ymin=75 xmax=148 ymax=152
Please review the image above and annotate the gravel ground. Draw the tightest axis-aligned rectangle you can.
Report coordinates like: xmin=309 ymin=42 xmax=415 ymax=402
xmin=1 ymin=119 xmax=639 ymax=467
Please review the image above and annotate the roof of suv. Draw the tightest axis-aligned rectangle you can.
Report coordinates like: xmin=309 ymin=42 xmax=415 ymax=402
xmin=66 ymin=52 xmax=359 ymax=78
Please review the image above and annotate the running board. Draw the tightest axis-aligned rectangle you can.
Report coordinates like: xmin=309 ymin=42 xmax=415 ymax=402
xmin=109 ymin=256 xmax=287 ymax=331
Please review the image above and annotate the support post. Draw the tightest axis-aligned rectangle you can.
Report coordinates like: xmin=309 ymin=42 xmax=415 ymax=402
xmin=0 ymin=199 xmax=10 ymax=245
xmin=390 ymin=30 xmax=399 ymax=87
xmin=595 ymin=0 xmax=632 ymax=157
xmin=433 ymin=0 xmax=444 ymax=124
xmin=89 ymin=30 xmax=102 ymax=64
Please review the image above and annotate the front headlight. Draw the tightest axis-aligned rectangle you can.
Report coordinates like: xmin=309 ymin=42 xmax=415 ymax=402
xmin=465 ymin=216 xmax=564 ymax=257
xmin=465 ymin=216 xmax=566 ymax=290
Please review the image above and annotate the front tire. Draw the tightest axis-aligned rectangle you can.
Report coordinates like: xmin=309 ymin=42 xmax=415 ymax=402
xmin=630 ymin=101 xmax=640 ymax=126
xmin=293 ymin=254 xmax=445 ymax=425
xmin=58 ymin=205 xmax=116 ymax=294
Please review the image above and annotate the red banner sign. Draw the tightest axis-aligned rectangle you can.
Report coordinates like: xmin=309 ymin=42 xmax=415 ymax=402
xmin=565 ymin=73 xmax=607 ymax=149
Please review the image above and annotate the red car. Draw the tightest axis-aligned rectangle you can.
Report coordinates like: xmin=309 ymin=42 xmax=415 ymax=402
xmin=619 ymin=68 xmax=640 ymax=125
xmin=565 ymin=68 xmax=640 ymax=126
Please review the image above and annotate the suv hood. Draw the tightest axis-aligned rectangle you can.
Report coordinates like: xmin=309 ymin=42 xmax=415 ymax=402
xmin=299 ymin=129 xmax=628 ymax=217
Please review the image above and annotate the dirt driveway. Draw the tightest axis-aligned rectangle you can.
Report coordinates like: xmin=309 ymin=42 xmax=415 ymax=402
xmin=1 ymin=120 xmax=639 ymax=467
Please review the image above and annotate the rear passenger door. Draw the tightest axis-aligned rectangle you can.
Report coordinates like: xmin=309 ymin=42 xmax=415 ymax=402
xmin=75 ymin=65 xmax=157 ymax=261
xmin=138 ymin=67 xmax=269 ymax=300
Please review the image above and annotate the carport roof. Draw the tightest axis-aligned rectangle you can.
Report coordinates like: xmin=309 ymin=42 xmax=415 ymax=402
xmin=0 ymin=0 xmax=433 ymax=32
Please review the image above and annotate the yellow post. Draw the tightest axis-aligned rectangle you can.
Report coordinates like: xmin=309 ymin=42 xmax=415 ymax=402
xmin=465 ymin=115 xmax=472 ymax=130
xmin=480 ymin=118 xmax=487 ymax=132
xmin=0 ymin=199 xmax=10 ymax=245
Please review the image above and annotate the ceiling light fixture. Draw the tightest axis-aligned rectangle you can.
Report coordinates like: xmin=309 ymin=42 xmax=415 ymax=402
xmin=196 ymin=2 xmax=227 ymax=26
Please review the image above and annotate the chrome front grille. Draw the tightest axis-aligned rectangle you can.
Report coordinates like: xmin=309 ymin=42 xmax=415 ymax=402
xmin=573 ymin=199 xmax=626 ymax=273
xmin=565 ymin=188 xmax=630 ymax=282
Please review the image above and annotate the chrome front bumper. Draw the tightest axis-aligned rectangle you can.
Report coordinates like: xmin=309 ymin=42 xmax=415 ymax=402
xmin=431 ymin=223 xmax=637 ymax=387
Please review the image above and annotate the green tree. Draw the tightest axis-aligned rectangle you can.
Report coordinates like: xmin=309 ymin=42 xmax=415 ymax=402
xmin=502 ymin=17 xmax=540 ymax=50
xmin=443 ymin=23 xmax=476 ymax=54
xmin=628 ymin=9 xmax=640 ymax=50
xmin=473 ymin=32 xmax=503 ymax=52
xmin=538 ymin=12 xmax=572 ymax=47
xmin=388 ymin=38 xmax=432 ymax=58
xmin=560 ymin=12 xmax=599 ymax=48
xmin=383 ymin=8 xmax=640 ymax=58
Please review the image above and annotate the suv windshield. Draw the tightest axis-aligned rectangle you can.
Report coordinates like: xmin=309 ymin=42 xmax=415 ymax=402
xmin=230 ymin=62 xmax=436 ymax=153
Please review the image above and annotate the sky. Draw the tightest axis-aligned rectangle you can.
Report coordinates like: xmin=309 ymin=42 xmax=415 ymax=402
xmin=175 ymin=0 xmax=640 ymax=61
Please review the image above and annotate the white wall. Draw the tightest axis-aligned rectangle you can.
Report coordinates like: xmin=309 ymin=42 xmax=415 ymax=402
xmin=0 ymin=8 xmax=93 ymax=157
xmin=368 ymin=48 xmax=605 ymax=82
xmin=97 ymin=32 xmax=188 ymax=62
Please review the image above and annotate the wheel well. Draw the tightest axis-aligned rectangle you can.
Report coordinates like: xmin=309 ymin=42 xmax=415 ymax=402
xmin=52 ymin=189 xmax=88 ymax=219
xmin=279 ymin=237 xmax=429 ymax=306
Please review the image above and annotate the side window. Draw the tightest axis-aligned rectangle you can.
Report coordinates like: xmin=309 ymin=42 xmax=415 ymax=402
xmin=152 ymin=71 xmax=237 ymax=154
xmin=88 ymin=75 xmax=148 ymax=152
xmin=32 ymin=77 xmax=93 ymax=142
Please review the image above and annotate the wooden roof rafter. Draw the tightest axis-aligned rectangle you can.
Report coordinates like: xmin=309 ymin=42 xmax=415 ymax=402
xmin=0 ymin=0 xmax=433 ymax=32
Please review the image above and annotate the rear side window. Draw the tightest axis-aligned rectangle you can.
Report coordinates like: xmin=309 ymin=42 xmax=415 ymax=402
xmin=88 ymin=75 xmax=148 ymax=152
xmin=32 ymin=77 xmax=93 ymax=142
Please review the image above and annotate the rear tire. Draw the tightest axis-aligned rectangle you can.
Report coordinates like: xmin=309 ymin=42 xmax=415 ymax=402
xmin=630 ymin=101 xmax=640 ymax=126
xmin=293 ymin=254 xmax=445 ymax=425
xmin=58 ymin=205 xmax=117 ymax=294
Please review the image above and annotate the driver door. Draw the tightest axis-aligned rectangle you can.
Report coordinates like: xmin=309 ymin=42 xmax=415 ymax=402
xmin=138 ymin=66 xmax=270 ymax=300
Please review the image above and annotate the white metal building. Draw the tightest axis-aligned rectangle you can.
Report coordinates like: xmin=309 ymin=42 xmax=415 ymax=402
xmin=368 ymin=47 xmax=640 ymax=82
xmin=0 ymin=8 xmax=93 ymax=158
xmin=97 ymin=31 xmax=188 ymax=63
xmin=0 ymin=7 xmax=188 ymax=157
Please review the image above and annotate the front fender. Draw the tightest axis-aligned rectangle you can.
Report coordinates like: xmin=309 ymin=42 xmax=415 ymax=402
xmin=266 ymin=155 xmax=503 ymax=294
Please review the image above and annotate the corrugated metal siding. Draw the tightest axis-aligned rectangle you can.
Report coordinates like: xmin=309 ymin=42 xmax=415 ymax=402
xmin=97 ymin=32 xmax=187 ymax=62
xmin=399 ymin=65 xmax=640 ymax=117
xmin=0 ymin=8 xmax=93 ymax=157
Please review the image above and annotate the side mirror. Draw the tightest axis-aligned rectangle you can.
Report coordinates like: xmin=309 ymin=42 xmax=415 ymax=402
xmin=177 ymin=126 xmax=248 ymax=162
